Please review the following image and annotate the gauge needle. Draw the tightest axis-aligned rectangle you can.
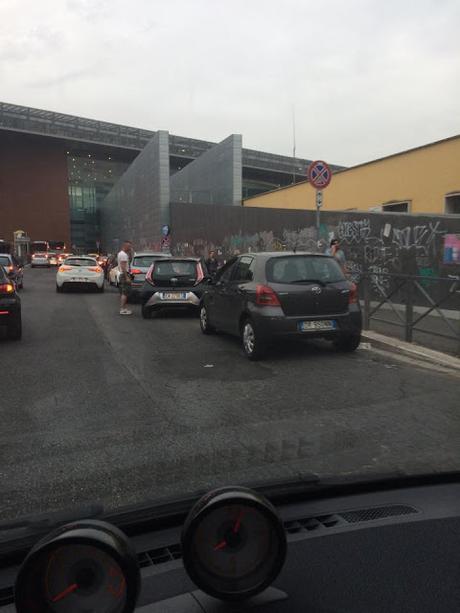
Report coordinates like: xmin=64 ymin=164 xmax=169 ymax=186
xmin=213 ymin=540 xmax=227 ymax=551
xmin=52 ymin=583 xmax=78 ymax=603
xmin=233 ymin=510 xmax=244 ymax=534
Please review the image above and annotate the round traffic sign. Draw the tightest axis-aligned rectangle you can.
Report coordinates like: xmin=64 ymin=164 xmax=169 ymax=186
xmin=307 ymin=160 xmax=332 ymax=189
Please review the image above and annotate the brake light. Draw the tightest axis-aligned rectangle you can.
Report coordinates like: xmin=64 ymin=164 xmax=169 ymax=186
xmin=7 ymin=266 xmax=14 ymax=272
xmin=145 ymin=263 xmax=155 ymax=285
xmin=88 ymin=266 xmax=103 ymax=273
xmin=0 ymin=283 xmax=14 ymax=293
xmin=349 ymin=282 xmax=358 ymax=304
xmin=59 ymin=265 xmax=72 ymax=272
xmin=255 ymin=285 xmax=281 ymax=306
xmin=130 ymin=268 xmax=141 ymax=275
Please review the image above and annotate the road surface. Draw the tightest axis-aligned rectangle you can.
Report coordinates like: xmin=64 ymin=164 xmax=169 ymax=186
xmin=0 ymin=268 xmax=459 ymax=521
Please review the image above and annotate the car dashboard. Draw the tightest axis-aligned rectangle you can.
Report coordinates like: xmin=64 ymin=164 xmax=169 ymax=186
xmin=1 ymin=475 xmax=459 ymax=613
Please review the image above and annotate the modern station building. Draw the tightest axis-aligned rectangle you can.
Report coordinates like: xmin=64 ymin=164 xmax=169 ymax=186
xmin=0 ymin=101 xmax=343 ymax=252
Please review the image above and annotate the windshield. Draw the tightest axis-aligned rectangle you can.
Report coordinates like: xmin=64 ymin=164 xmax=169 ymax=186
xmin=65 ymin=258 xmax=97 ymax=267
xmin=1 ymin=0 xmax=459 ymax=547
xmin=266 ymin=255 xmax=345 ymax=284
xmin=133 ymin=256 xmax=163 ymax=268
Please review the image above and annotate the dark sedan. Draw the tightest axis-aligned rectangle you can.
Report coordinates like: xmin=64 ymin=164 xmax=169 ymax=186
xmin=199 ymin=252 xmax=362 ymax=360
xmin=141 ymin=257 xmax=210 ymax=318
xmin=0 ymin=254 xmax=24 ymax=289
xmin=0 ymin=264 xmax=21 ymax=340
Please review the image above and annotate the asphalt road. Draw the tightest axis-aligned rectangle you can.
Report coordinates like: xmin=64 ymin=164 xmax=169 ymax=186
xmin=0 ymin=268 xmax=459 ymax=521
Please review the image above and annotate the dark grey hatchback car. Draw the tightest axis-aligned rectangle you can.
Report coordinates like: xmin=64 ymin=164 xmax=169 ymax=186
xmin=200 ymin=252 xmax=362 ymax=360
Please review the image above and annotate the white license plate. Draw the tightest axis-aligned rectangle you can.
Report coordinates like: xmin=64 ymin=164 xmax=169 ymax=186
xmin=71 ymin=277 xmax=86 ymax=282
xmin=161 ymin=292 xmax=187 ymax=300
xmin=299 ymin=320 xmax=336 ymax=332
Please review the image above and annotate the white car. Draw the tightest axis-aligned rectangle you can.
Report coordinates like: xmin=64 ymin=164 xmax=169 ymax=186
xmin=31 ymin=253 xmax=50 ymax=267
xmin=56 ymin=256 xmax=104 ymax=292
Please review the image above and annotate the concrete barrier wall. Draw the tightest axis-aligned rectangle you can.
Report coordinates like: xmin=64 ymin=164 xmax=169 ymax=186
xmin=170 ymin=203 xmax=460 ymax=305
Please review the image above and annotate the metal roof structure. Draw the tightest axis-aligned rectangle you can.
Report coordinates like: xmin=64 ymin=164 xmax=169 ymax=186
xmin=0 ymin=101 xmax=344 ymax=176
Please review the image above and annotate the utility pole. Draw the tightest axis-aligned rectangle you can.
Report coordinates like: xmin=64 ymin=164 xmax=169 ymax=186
xmin=292 ymin=106 xmax=296 ymax=184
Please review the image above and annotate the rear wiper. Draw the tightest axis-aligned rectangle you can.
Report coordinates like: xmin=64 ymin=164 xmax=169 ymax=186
xmin=290 ymin=278 xmax=326 ymax=286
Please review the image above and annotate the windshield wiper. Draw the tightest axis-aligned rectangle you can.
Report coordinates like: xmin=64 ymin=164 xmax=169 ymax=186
xmin=289 ymin=278 xmax=326 ymax=286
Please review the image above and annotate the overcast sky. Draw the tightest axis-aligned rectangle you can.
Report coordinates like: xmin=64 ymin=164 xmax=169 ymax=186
xmin=1 ymin=0 xmax=459 ymax=166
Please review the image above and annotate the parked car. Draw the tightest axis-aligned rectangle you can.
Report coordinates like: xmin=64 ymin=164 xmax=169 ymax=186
xmin=56 ymin=256 xmax=105 ymax=292
xmin=31 ymin=252 xmax=50 ymax=267
xmin=128 ymin=252 xmax=171 ymax=301
xmin=0 ymin=254 xmax=24 ymax=289
xmin=0 ymin=265 xmax=21 ymax=340
xmin=199 ymin=252 xmax=362 ymax=360
xmin=141 ymin=257 xmax=209 ymax=318
xmin=48 ymin=252 xmax=59 ymax=266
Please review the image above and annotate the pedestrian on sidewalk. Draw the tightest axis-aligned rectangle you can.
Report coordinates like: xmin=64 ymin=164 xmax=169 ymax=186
xmin=326 ymin=238 xmax=347 ymax=273
xmin=117 ymin=240 xmax=133 ymax=315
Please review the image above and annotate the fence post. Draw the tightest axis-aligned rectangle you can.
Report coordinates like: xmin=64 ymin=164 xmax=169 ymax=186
xmin=405 ymin=279 xmax=413 ymax=343
xmin=363 ymin=274 xmax=370 ymax=330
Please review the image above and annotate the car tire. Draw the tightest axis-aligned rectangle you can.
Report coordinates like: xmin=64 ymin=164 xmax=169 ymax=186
xmin=200 ymin=304 xmax=215 ymax=334
xmin=56 ymin=284 xmax=63 ymax=293
xmin=141 ymin=305 xmax=152 ymax=319
xmin=8 ymin=316 xmax=22 ymax=340
xmin=334 ymin=333 xmax=361 ymax=352
xmin=97 ymin=285 xmax=104 ymax=293
xmin=241 ymin=318 xmax=266 ymax=361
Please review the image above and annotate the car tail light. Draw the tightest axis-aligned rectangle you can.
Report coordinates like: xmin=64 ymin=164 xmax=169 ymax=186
xmin=196 ymin=262 xmax=204 ymax=284
xmin=130 ymin=268 xmax=141 ymax=275
xmin=145 ymin=263 xmax=155 ymax=285
xmin=349 ymin=282 xmax=358 ymax=304
xmin=59 ymin=265 xmax=72 ymax=272
xmin=255 ymin=285 xmax=281 ymax=306
xmin=0 ymin=310 xmax=9 ymax=315
xmin=7 ymin=265 xmax=14 ymax=272
xmin=88 ymin=266 xmax=103 ymax=273
xmin=0 ymin=283 xmax=14 ymax=294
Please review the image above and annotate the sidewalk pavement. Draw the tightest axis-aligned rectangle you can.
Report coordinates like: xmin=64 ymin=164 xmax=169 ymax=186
xmin=361 ymin=330 xmax=460 ymax=372
xmin=363 ymin=310 xmax=460 ymax=358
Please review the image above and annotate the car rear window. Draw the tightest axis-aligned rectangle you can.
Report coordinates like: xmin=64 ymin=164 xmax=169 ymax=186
xmin=153 ymin=260 xmax=197 ymax=279
xmin=0 ymin=256 xmax=11 ymax=266
xmin=133 ymin=256 xmax=165 ymax=267
xmin=266 ymin=255 xmax=345 ymax=284
xmin=65 ymin=258 xmax=97 ymax=267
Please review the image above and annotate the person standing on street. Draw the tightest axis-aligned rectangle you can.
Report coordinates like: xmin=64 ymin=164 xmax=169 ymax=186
xmin=117 ymin=240 xmax=133 ymax=315
xmin=326 ymin=238 xmax=347 ymax=273
xmin=205 ymin=250 xmax=219 ymax=276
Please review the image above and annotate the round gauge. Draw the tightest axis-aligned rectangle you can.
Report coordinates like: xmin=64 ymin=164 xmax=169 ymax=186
xmin=15 ymin=520 xmax=140 ymax=613
xmin=181 ymin=486 xmax=287 ymax=601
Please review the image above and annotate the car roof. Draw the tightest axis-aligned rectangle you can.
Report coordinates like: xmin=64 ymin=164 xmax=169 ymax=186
xmin=0 ymin=253 xmax=12 ymax=258
xmin=162 ymin=257 xmax=201 ymax=262
xmin=239 ymin=251 xmax=330 ymax=259
xmin=133 ymin=252 xmax=170 ymax=257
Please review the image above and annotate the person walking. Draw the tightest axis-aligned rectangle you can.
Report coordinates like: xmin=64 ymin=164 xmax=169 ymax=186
xmin=117 ymin=240 xmax=133 ymax=315
xmin=205 ymin=250 xmax=219 ymax=276
xmin=326 ymin=238 xmax=347 ymax=272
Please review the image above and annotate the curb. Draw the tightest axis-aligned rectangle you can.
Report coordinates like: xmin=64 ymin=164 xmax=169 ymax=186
xmin=361 ymin=330 xmax=460 ymax=371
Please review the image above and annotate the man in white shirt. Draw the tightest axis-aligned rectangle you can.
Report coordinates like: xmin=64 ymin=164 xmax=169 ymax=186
xmin=117 ymin=240 xmax=133 ymax=315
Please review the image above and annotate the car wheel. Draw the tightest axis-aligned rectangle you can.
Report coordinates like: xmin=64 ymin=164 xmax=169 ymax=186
xmin=97 ymin=285 xmax=104 ymax=293
xmin=200 ymin=304 xmax=215 ymax=334
xmin=56 ymin=284 xmax=63 ymax=293
xmin=141 ymin=305 xmax=152 ymax=319
xmin=334 ymin=333 xmax=361 ymax=352
xmin=8 ymin=316 xmax=22 ymax=340
xmin=241 ymin=318 xmax=266 ymax=361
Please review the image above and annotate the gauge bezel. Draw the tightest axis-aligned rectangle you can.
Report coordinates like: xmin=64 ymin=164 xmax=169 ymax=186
xmin=14 ymin=520 xmax=140 ymax=613
xmin=181 ymin=486 xmax=287 ymax=601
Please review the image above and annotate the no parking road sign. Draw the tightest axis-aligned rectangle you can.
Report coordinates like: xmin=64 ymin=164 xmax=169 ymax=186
xmin=308 ymin=160 xmax=332 ymax=189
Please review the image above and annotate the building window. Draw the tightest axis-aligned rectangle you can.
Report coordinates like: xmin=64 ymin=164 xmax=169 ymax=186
xmin=381 ymin=201 xmax=410 ymax=213
xmin=445 ymin=193 xmax=460 ymax=214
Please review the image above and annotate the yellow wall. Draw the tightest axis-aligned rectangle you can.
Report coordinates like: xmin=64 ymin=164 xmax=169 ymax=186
xmin=244 ymin=136 xmax=460 ymax=214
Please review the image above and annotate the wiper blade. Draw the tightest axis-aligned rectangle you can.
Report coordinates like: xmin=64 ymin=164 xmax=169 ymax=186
xmin=289 ymin=278 xmax=326 ymax=286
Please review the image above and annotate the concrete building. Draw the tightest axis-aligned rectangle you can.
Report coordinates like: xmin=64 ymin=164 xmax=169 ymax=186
xmin=244 ymin=135 xmax=460 ymax=216
xmin=0 ymin=102 xmax=344 ymax=251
